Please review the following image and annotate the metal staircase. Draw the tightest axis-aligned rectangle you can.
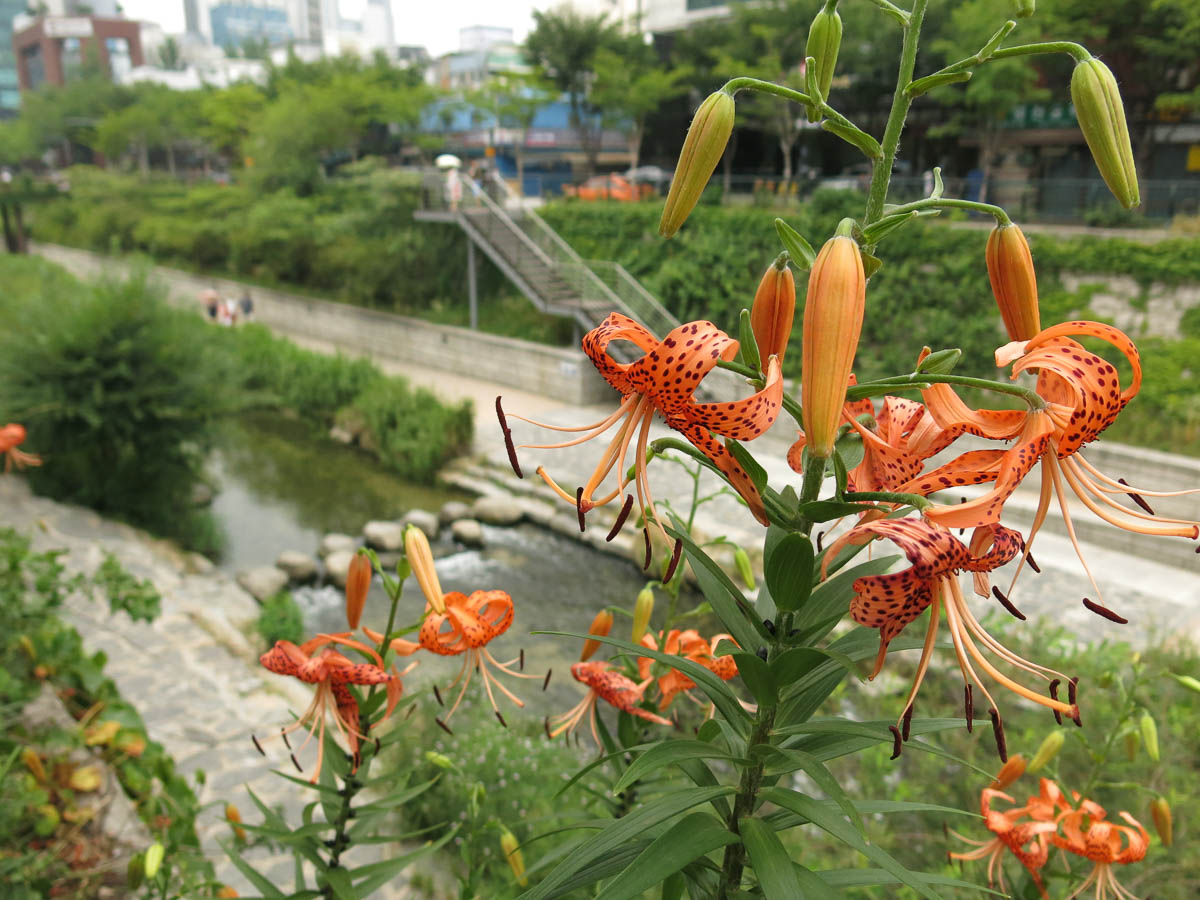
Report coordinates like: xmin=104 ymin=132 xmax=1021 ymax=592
xmin=413 ymin=170 xmax=679 ymax=350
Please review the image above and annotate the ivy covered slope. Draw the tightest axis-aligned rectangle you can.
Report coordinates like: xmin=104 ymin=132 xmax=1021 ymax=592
xmin=541 ymin=195 xmax=1200 ymax=453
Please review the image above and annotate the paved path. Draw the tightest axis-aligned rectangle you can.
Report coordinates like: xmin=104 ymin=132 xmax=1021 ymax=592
xmin=0 ymin=478 xmax=410 ymax=898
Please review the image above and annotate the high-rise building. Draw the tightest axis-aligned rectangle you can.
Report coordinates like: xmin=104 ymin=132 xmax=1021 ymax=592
xmin=209 ymin=3 xmax=292 ymax=50
xmin=1 ymin=0 xmax=27 ymax=114
xmin=12 ymin=14 xmax=145 ymax=91
xmin=183 ymin=0 xmax=203 ymax=35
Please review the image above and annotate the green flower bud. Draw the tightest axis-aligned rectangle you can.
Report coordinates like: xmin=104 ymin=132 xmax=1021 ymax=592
xmin=733 ymin=547 xmax=756 ymax=591
xmin=1027 ymin=730 xmax=1064 ymax=773
xmin=1123 ymin=729 xmax=1140 ymax=762
xmin=631 ymin=588 xmax=655 ymax=644
xmin=425 ymin=751 xmax=454 ymax=770
xmin=660 ymin=91 xmax=735 ymax=238
xmin=1012 ymin=0 xmax=1034 ymax=17
xmin=1071 ymin=57 xmax=1139 ymax=209
xmin=806 ymin=4 xmax=843 ymax=106
xmin=144 ymin=842 xmax=165 ymax=879
xmin=127 ymin=853 xmax=146 ymax=891
xmin=1140 ymin=713 xmax=1159 ymax=762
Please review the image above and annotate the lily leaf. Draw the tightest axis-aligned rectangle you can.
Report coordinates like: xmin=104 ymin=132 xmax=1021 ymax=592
xmin=594 ymin=813 xmax=738 ymax=900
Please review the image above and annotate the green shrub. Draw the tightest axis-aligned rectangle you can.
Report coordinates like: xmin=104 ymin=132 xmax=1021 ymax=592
xmin=256 ymin=591 xmax=304 ymax=648
xmin=0 ymin=264 xmax=228 ymax=549
xmin=352 ymin=377 xmax=474 ymax=482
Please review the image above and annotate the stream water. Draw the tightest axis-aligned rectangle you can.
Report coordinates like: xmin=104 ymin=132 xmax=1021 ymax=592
xmin=207 ymin=412 xmax=659 ymax=714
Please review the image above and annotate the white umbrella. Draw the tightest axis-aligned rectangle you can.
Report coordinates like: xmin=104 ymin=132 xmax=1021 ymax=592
xmin=436 ymin=154 xmax=463 ymax=169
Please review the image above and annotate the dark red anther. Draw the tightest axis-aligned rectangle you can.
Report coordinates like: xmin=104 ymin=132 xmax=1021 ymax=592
xmin=543 ymin=717 xmax=553 ymax=739
xmin=542 ymin=668 xmax=553 ymax=691
xmin=1026 ymin=552 xmax=1041 ymax=574
xmin=432 ymin=684 xmax=444 ymax=706
xmin=576 ymin=487 xmax=586 ymax=532
xmin=495 ymin=397 xmax=523 ymax=478
xmin=607 ymin=495 xmax=634 ymax=541
xmin=1083 ymin=597 xmax=1128 ymax=625
xmin=374 ymin=737 xmax=381 ymax=754
xmin=1049 ymin=679 xmax=1063 ymax=726
xmin=519 ymin=648 xmax=525 ymax=671
xmin=964 ymin=684 xmax=974 ymax=733
xmin=435 ymin=718 xmax=454 ymax=735
xmin=902 ymin=703 xmax=914 ymax=742
xmin=291 ymin=753 xmax=303 ymax=773
xmin=663 ymin=538 xmax=683 ymax=582
xmin=989 ymin=708 xmax=1008 ymax=762
xmin=992 ymin=586 xmax=1026 ymax=621
xmin=495 ymin=711 xmax=508 ymax=728
xmin=642 ymin=528 xmax=652 ymax=570
xmin=404 ymin=704 xmax=416 ymax=720
xmin=280 ymin=728 xmax=291 ymax=750
xmin=1118 ymin=478 xmax=1155 ymax=515
xmin=251 ymin=734 xmax=265 ymax=756
xmin=816 ymin=531 xmax=824 ymax=552
xmin=888 ymin=725 xmax=903 ymax=760
xmin=1069 ymin=676 xmax=1082 ymax=727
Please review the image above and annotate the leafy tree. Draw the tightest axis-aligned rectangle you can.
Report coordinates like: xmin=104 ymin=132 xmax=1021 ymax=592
xmin=95 ymin=101 xmax=163 ymax=174
xmin=523 ymin=8 xmax=622 ymax=176
xmin=156 ymin=36 xmax=185 ymax=71
xmin=591 ymin=39 xmax=691 ymax=170
xmin=246 ymin=85 xmax=357 ymax=193
xmin=198 ymin=82 xmax=267 ymax=167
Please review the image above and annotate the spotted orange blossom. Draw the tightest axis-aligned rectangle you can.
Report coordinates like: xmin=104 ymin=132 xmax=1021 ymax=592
xmin=950 ymin=787 xmax=1056 ymax=898
xmin=1054 ymin=798 xmax=1150 ymax=900
xmin=547 ymin=660 xmax=672 ymax=747
xmin=0 ymin=423 xmax=41 ymax=472
xmin=498 ymin=314 xmax=783 ymax=577
xmin=365 ymin=526 xmax=543 ymax=730
xmin=905 ymin=321 xmax=1199 ymax=621
xmin=822 ymin=517 xmax=1077 ymax=759
xmin=257 ymin=632 xmax=403 ymax=782
xmin=637 ymin=628 xmax=738 ymax=710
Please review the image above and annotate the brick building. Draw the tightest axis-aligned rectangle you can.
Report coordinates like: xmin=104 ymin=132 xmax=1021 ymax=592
xmin=12 ymin=16 xmax=144 ymax=91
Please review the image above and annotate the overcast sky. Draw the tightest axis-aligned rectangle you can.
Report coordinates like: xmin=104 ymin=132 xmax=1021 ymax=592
xmin=118 ymin=1 xmax=538 ymax=57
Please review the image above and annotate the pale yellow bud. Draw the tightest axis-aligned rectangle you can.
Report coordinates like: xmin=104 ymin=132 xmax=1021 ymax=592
xmin=499 ymin=827 xmax=528 ymax=886
xmin=631 ymin=588 xmax=655 ymax=644
xmin=660 ymin=92 xmax=735 ymax=238
xmin=404 ymin=525 xmax=445 ymax=613
xmin=1027 ymin=730 xmax=1064 ymax=774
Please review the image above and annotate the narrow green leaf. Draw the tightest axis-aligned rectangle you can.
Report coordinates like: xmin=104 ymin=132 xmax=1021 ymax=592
xmin=668 ymin=525 xmax=768 ymax=652
xmin=347 ymin=826 xmax=457 ymax=894
xmin=613 ymin=740 xmax=740 ymax=795
xmin=322 ymin=867 xmax=355 ymax=900
xmin=906 ymin=70 xmax=973 ymax=98
xmin=821 ymin=120 xmax=883 ymax=158
xmin=726 ymin=438 xmax=767 ymax=493
xmin=752 ymin=747 xmax=863 ymax=836
xmin=594 ymin=813 xmax=737 ymax=900
xmin=763 ymin=533 xmax=814 ymax=613
xmin=774 ymin=218 xmax=816 ymax=268
xmin=738 ymin=309 xmax=761 ymax=374
xmin=739 ymin=817 xmax=803 ymax=899
xmin=519 ymin=787 xmax=736 ymax=900
xmin=860 ymin=250 xmax=884 ymax=278
xmin=731 ymin=651 xmax=778 ymax=709
xmin=661 ymin=872 xmax=685 ymax=900
xmin=819 ymin=869 xmax=1002 ymax=893
xmin=221 ymin=840 xmax=286 ymax=898
xmin=859 ymin=211 xmax=917 ymax=244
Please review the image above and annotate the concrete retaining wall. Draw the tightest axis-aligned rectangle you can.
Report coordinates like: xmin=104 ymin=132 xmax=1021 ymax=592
xmin=32 ymin=243 xmax=611 ymax=406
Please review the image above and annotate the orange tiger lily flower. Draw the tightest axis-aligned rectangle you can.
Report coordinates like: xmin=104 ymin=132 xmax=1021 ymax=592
xmin=364 ymin=527 xmax=543 ymax=729
xmin=500 ymin=314 xmax=783 ymax=566
xmin=822 ymin=517 xmax=1077 ymax=758
xmin=546 ymin=660 xmax=672 ymax=747
xmin=257 ymin=632 xmax=403 ymax=782
xmin=909 ymin=321 xmax=1198 ymax=619
xmin=637 ymin=629 xmax=738 ymax=710
xmin=950 ymin=788 xmax=1056 ymax=898
xmin=1 ymin=423 xmax=42 ymax=472
xmin=1054 ymin=800 xmax=1150 ymax=900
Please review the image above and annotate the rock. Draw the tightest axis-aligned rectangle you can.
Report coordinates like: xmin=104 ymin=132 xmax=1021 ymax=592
xmin=517 ymin=498 xmax=556 ymax=527
xmin=471 ymin=495 xmax=524 ymax=526
xmin=363 ymin=520 xmax=405 ymax=551
xmin=324 ymin=549 xmax=354 ymax=588
xmin=185 ymin=552 xmax=215 ymax=575
xmin=400 ymin=509 xmax=440 ymax=539
xmin=276 ymin=550 xmax=319 ymax=583
xmin=329 ymin=425 xmax=354 ymax=444
xmin=236 ymin=565 xmax=289 ymax=602
xmin=319 ymin=533 xmax=358 ymax=558
xmin=451 ymin=519 xmax=484 ymax=547
xmin=376 ymin=551 xmax=403 ymax=571
xmin=437 ymin=500 xmax=473 ymax=525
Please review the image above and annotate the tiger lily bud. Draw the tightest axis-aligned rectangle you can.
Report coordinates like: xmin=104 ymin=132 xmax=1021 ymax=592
xmin=1140 ymin=713 xmax=1159 ymax=762
xmin=733 ymin=546 xmax=756 ymax=591
xmin=127 ymin=854 xmax=145 ymax=890
xmin=659 ymin=91 xmax=735 ymax=238
xmin=344 ymin=552 xmax=372 ymax=630
xmin=1071 ymin=57 xmax=1139 ymax=209
xmin=631 ymin=588 xmax=655 ymax=644
xmin=805 ymin=2 xmax=842 ymax=106
xmin=425 ymin=751 xmax=455 ymax=769
xmin=1123 ymin=729 xmax=1140 ymax=762
xmin=985 ymin=223 xmax=1041 ymax=341
xmin=499 ymin=827 xmax=528 ymax=887
xmin=404 ymin=525 xmax=445 ymax=614
xmin=989 ymin=753 xmax=1027 ymax=790
xmin=581 ymin=609 xmax=614 ymax=661
xmin=1027 ymin=730 xmax=1064 ymax=773
xmin=144 ymin=842 xmax=164 ymax=879
xmin=225 ymin=804 xmax=246 ymax=842
xmin=750 ymin=255 xmax=796 ymax=366
xmin=1150 ymin=797 xmax=1172 ymax=847
xmin=801 ymin=232 xmax=866 ymax=458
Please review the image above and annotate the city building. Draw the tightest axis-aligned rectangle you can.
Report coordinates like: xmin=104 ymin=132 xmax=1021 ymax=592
xmin=209 ymin=3 xmax=292 ymax=50
xmin=427 ymin=26 xmax=528 ymax=91
xmin=1 ymin=0 xmax=26 ymax=114
xmin=12 ymin=14 xmax=144 ymax=91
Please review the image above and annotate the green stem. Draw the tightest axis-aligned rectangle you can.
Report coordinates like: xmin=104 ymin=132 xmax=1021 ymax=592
xmin=925 ymin=40 xmax=1090 ymax=84
xmin=884 ymin=196 xmax=1011 ymax=224
xmin=717 ymin=683 xmax=779 ymax=897
xmin=860 ymin=0 xmax=910 ymax=25
xmin=843 ymin=490 xmax=931 ymax=509
xmin=863 ymin=0 xmax=929 ymax=229
xmin=796 ymin=452 xmax=827 ymax=537
xmin=847 ymin=372 xmax=1046 ymax=409
xmin=721 ymin=78 xmax=873 ymax=155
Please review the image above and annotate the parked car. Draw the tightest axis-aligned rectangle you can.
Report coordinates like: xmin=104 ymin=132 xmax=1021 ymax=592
xmin=562 ymin=173 xmax=655 ymax=202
